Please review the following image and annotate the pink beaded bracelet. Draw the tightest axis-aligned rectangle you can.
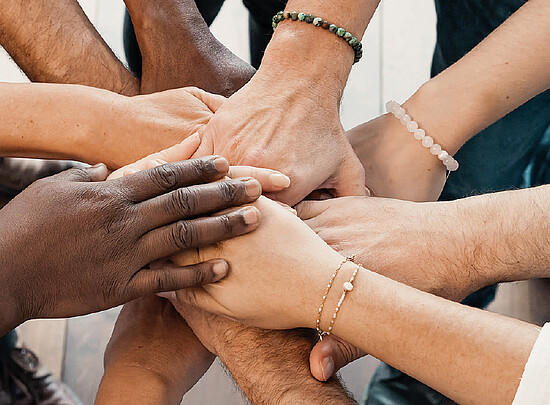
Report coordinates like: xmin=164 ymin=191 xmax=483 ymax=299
xmin=386 ymin=100 xmax=459 ymax=172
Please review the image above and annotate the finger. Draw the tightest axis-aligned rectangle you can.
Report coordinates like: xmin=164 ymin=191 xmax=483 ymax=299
xmin=54 ymin=163 xmax=109 ymax=183
xmin=109 ymin=135 xmax=201 ymax=180
xmin=119 ymin=156 xmax=230 ymax=201
xmin=140 ymin=206 xmax=260 ymax=262
xmin=228 ymin=166 xmax=290 ymax=193
xmin=129 ymin=259 xmax=229 ymax=297
xmin=309 ymin=336 xmax=366 ymax=381
xmin=138 ymin=177 xmax=262 ymax=229
xmin=295 ymin=200 xmax=329 ymax=220
xmin=185 ymin=87 xmax=227 ymax=113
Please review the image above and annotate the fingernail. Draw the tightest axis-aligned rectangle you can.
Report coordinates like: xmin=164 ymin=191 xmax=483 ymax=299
xmin=321 ymin=357 xmax=335 ymax=381
xmin=244 ymin=178 xmax=262 ymax=197
xmin=91 ymin=163 xmax=106 ymax=169
xmin=157 ymin=291 xmax=177 ymax=301
xmin=155 ymin=159 xmax=167 ymax=165
xmin=270 ymin=173 xmax=291 ymax=189
xmin=212 ymin=157 xmax=229 ymax=173
xmin=242 ymin=207 xmax=259 ymax=225
xmin=212 ymin=260 xmax=229 ymax=282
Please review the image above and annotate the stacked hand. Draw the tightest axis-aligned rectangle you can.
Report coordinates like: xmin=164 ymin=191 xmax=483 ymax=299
xmin=193 ymin=72 xmax=367 ymax=205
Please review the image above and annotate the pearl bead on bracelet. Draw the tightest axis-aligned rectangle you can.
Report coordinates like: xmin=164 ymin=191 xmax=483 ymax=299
xmin=386 ymin=100 xmax=459 ymax=172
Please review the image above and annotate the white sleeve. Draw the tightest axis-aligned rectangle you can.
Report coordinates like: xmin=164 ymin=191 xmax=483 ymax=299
xmin=512 ymin=323 xmax=550 ymax=405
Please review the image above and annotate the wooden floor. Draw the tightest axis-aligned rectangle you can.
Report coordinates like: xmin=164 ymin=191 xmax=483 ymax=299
xmin=3 ymin=0 xmax=550 ymax=404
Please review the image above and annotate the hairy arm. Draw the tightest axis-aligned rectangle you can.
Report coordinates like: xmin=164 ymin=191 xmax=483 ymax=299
xmin=177 ymin=305 xmax=355 ymax=405
xmin=218 ymin=328 xmax=354 ymax=404
xmin=0 ymin=0 xmax=138 ymax=95
xmin=452 ymin=184 xmax=550 ymax=286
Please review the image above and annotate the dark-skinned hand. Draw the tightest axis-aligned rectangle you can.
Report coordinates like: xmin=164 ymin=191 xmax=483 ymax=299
xmin=0 ymin=156 xmax=261 ymax=333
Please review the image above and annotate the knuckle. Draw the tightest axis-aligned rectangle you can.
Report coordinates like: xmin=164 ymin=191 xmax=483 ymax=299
xmin=149 ymin=164 xmax=178 ymax=190
xmin=171 ymin=221 xmax=197 ymax=249
xmin=191 ymin=157 xmax=217 ymax=178
xmin=335 ymin=340 xmax=359 ymax=363
xmin=68 ymin=167 xmax=92 ymax=182
xmin=167 ymin=188 xmax=196 ymax=217
xmin=217 ymin=180 xmax=240 ymax=202
xmin=153 ymin=273 xmax=170 ymax=292
xmin=190 ymin=265 xmax=208 ymax=286
xmin=218 ymin=214 xmax=235 ymax=235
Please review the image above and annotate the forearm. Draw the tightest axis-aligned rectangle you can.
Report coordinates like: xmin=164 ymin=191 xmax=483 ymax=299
xmin=96 ymin=366 xmax=184 ymax=405
xmin=403 ymin=0 xmax=550 ymax=154
xmin=217 ymin=327 xmax=355 ymax=404
xmin=0 ymin=82 xmax=122 ymax=162
xmin=453 ymin=185 xmax=550 ymax=286
xmin=327 ymin=266 xmax=539 ymax=404
xmin=0 ymin=0 xmax=138 ymax=95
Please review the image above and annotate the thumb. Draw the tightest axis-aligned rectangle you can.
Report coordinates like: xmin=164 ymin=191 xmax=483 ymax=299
xmin=57 ymin=163 xmax=109 ymax=183
xmin=186 ymin=87 xmax=227 ymax=113
xmin=309 ymin=335 xmax=366 ymax=381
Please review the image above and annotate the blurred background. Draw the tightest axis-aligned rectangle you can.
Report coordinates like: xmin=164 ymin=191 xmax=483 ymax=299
xmin=1 ymin=0 xmax=546 ymax=403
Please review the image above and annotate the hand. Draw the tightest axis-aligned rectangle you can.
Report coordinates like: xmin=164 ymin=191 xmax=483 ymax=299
xmin=347 ymin=114 xmax=447 ymax=202
xmin=88 ymin=87 xmax=226 ymax=168
xmin=165 ymin=197 xmax=345 ymax=330
xmin=0 ymin=156 xmax=262 ymax=332
xmin=194 ymin=73 xmax=367 ymax=205
xmin=297 ymin=196 xmax=477 ymax=301
xmin=99 ymin=296 xmax=213 ymax=404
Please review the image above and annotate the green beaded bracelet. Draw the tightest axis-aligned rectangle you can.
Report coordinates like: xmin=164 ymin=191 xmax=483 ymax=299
xmin=272 ymin=11 xmax=363 ymax=64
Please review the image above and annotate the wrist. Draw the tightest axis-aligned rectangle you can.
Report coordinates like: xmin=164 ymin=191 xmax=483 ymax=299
xmin=86 ymin=91 xmax=146 ymax=168
xmin=49 ymin=85 xmax=126 ymax=166
xmin=258 ymin=22 xmax=353 ymax=102
xmin=404 ymin=77 xmax=496 ymax=156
